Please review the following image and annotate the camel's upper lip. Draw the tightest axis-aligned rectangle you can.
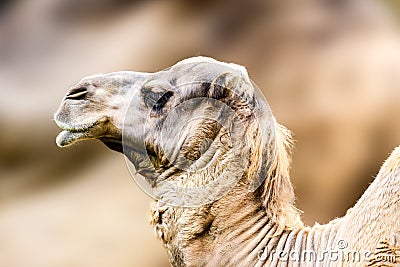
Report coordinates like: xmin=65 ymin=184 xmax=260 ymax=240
xmin=58 ymin=122 xmax=96 ymax=132
xmin=55 ymin=117 xmax=108 ymax=132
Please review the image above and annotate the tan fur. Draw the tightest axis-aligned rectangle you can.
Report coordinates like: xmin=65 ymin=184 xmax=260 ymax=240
xmin=54 ymin=57 xmax=400 ymax=266
xmin=260 ymin=123 xmax=303 ymax=233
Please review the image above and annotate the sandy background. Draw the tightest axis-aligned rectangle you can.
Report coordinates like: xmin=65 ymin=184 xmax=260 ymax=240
xmin=0 ymin=1 xmax=399 ymax=266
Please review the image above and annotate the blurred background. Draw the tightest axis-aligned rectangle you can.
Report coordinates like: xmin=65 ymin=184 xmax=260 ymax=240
xmin=0 ymin=0 xmax=399 ymax=266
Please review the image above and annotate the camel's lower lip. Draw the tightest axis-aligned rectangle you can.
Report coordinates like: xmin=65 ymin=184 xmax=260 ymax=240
xmin=55 ymin=122 xmax=96 ymax=147
xmin=56 ymin=130 xmax=89 ymax=147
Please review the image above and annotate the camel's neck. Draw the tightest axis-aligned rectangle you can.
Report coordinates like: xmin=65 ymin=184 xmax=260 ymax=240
xmin=335 ymin=147 xmax=400 ymax=263
xmin=150 ymin=147 xmax=400 ymax=267
xmin=206 ymin=205 xmax=341 ymax=266
xmin=150 ymin=187 xmax=307 ymax=267
xmin=205 ymin=190 xmax=281 ymax=266
xmin=150 ymin=175 xmax=398 ymax=267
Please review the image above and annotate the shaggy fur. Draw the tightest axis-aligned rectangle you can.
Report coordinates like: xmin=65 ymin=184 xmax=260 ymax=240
xmin=54 ymin=57 xmax=400 ymax=266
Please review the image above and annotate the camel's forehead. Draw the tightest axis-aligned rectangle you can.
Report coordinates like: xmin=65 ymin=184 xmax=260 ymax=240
xmin=167 ymin=57 xmax=247 ymax=84
xmin=174 ymin=56 xmax=245 ymax=74
xmin=71 ymin=57 xmax=248 ymax=92
xmin=79 ymin=71 xmax=148 ymax=87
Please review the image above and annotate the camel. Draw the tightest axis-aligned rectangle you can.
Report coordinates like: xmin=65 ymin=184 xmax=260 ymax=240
xmin=54 ymin=57 xmax=400 ymax=266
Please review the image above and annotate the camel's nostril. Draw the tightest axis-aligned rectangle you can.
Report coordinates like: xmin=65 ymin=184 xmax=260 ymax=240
xmin=65 ymin=87 xmax=88 ymax=100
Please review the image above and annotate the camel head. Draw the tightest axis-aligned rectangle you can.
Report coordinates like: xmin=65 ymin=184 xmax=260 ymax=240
xmin=55 ymin=57 xmax=298 ymax=224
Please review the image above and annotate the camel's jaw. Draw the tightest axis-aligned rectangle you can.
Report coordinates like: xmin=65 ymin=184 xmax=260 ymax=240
xmin=55 ymin=117 xmax=109 ymax=147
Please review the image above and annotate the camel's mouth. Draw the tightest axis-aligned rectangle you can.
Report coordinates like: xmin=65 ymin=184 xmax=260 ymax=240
xmin=56 ymin=129 xmax=91 ymax=147
xmin=55 ymin=117 xmax=108 ymax=147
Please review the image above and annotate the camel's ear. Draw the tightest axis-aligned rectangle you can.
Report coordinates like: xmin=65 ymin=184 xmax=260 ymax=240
xmin=207 ymin=70 xmax=256 ymax=128
xmin=208 ymin=72 xmax=239 ymax=100
xmin=179 ymin=68 xmax=252 ymax=170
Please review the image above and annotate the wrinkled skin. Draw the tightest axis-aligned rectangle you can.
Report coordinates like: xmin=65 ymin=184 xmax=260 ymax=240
xmin=54 ymin=57 xmax=295 ymax=267
xmin=54 ymin=57 xmax=262 ymax=187
xmin=54 ymin=57 xmax=400 ymax=267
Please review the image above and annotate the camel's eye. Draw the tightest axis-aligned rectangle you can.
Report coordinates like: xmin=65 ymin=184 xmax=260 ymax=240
xmin=144 ymin=91 xmax=173 ymax=113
